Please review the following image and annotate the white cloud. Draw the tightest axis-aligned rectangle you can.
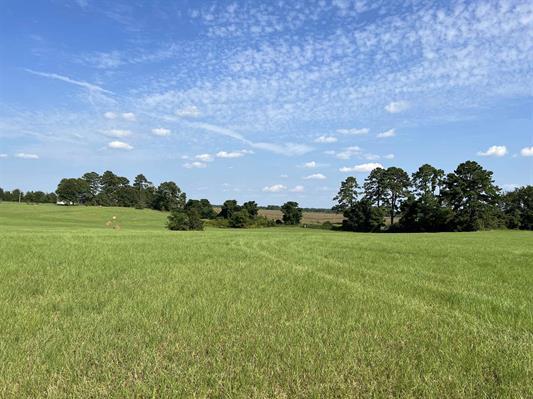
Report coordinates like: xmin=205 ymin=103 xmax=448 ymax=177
xmin=104 ymin=111 xmax=117 ymax=119
xmin=363 ymin=153 xmax=380 ymax=160
xmin=478 ymin=145 xmax=508 ymax=157
xmin=336 ymin=128 xmax=369 ymax=136
xmin=184 ymin=161 xmax=207 ymax=169
xmin=15 ymin=153 xmax=39 ymax=159
xmin=383 ymin=154 xmax=395 ymax=159
xmin=216 ymin=149 xmax=252 ymax=158
xmin=106 ymin=129 xmax=131 ymax=138
xmin=176 ymin=105 xmax=200 ymax=118
xmin=304 ymin=173 xmax=326 ymax=180
xmin=122 ymin=112 xmax=136 ymax=121
xmin=25 ymin=69 xmax=113 ymax=94
xmin=385 ymin=101 xmax=410 ymax=113
xmin=195 ymin=153 xmax=213 ymax=162
xmin=377 ymin=129 xmax=396 ymax=138
xmin=188 ymin=122 xmax=311 ymax=156
xmin=0 ymin=154 xmax=7 ymax=158
xmin=520 ymin=146 xmax=533 ymax=157
xmin=280 ymin=174 xmax=289 ymax=178
xmin=262 ymin=184 xmax=286 ymax=192
xmin=339 ymin=162 xmax=383 ymax=173
xmin=314 ymin=135 xmax=337 ymax=143
xmin=251 ymin=142 xmax=312 ymax=156
xmin=290 ymin=185 xmax=305 ymax=193
xmin=108 ymin=141 xmax=133 ymax=150
xmin=336 ymin=146 xmax=362 ymax=160
xmin=303 ymin=161 xmax=316 ymax=168
xmin=152 ymin=128 xmax=171 ymax=136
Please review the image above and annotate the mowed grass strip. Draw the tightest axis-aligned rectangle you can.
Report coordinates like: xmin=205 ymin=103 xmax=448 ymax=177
xmin=0 ymin=203 xmax=532 ymax=397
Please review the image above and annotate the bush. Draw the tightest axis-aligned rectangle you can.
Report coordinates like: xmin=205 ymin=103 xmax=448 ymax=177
xmin=251 ymin=215 xmax=276 ymax=228
xmin=229 ymin=209 xmax=250 ymax=228
xmin=167 ymin=209 xmax=204 ymax=231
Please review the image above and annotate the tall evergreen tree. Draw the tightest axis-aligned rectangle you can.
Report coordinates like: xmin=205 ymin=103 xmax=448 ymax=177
xmin=442 ymin=161 xmax=501 ymax=231
xmin=333 ymin=176 xmax=359 ymax=213
xmin=412 ymin=164 xmax=444 ymax=196
xmin=383 ymin=167 xmax=411 ymax=226
xmin=363 ymin=168 xmax=388 ymax=208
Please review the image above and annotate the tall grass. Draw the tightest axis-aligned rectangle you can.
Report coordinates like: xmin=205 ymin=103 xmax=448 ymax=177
xmin=0 ymin=203 xmax=532 ymax=397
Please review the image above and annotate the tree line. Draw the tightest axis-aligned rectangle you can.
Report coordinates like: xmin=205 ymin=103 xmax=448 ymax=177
xmin=333 ymin=160 xmax=532 ymax=232
xmin=1 ymin=161 xmax=530 ymax=232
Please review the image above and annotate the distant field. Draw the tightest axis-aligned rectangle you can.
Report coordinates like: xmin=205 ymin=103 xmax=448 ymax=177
xmin=210 ymin=207 xmax=344 ymax=224
xmin=0 ymin=202 xmax=532 ymax=397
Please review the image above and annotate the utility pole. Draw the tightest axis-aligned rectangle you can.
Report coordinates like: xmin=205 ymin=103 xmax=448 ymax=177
xmin=18 ymin=191 xmax=22 ymax=203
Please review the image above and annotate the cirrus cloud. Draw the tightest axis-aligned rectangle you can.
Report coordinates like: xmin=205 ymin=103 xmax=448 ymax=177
xmin=15 ymin=153 xmax=39 ymax=159
xmin=314 ymin=135 xmax=337 ymax=143
xmin=385 ymin=101 xmax=410 ymax=113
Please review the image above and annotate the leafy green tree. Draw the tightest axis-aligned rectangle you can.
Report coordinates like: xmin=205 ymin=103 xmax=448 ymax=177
xmin=399 ymin=193 xmax=453 ymax=232
xmin=333 ymin=176 xmax=359 ymax=213
xmin=219 ymin=200 xmax=240 ymax=219
xmin=242 ymin=201 xmax=259 ymax=219
xmin=56 ymin=178 xmax=89 ymax=204
xmin=81 ymin=172 xmax=101 ymax=204
xmin=152 ymin=181 xmax=186 ymax=211
xmin=167 ymin=208 xmax=204 ymax=230
xmin=281 ymin=201 xmax=302 ymax=225
xmin=383 ymin=167 xmax=411 ymax=226
xmin=502 ymin=186 xmax=533 ymax=230
xmin=167 ymin=210 xmax=189 ymax=230
xmin=363 ymin=168 xmax=388 ymax=208
xmin=442 ymin=161 xmax=502 ymax=231
xmin=412 ymin=164 xmax=444 ymax=196
xmin=342 ymin=199 xmax=385 ymax=232
xmin=199 ymin=199 xmax=216 ymax=219
xmin=229 ymin=209 xmax=250 ymax=228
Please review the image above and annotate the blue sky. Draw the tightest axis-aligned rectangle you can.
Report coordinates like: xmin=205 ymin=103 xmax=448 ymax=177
xmin=0 ymin=0 xmax=531 ymax=207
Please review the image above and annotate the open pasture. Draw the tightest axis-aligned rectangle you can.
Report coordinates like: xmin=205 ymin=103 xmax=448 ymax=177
xmin=0 ymin=203 xmax=532 ymax=397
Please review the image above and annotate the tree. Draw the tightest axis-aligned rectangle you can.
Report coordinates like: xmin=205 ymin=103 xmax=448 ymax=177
xmin=281 ymin=201 xmax=302 ymax=225
xmin=56 ymin=178 xmax=89 ymax=204
xmin=399 ymin=193 xmax=453 ymax=232
xmin=242 ymin=201 xmax=259 ymax=219
xmin=97 ymin=171 xmax=130 ymax=206
xmin=167 ymin=208 xmax=204 ymax=231
xmin=412 ymin=164 xmax=444 ymax=196
xmin=502 ymin=186 xmax=533 ymax=230
xmin=363 ymin=168 xmax=388 ymax=208
xmin=229 ymin=209 xmax=250 ymax=228
xmin=219 ymin=200 xmax=240 ymax=219
xmin=342 ymin=199 xmax=384 ymax=232
xmin=333 ymin=176 xmax=359 ymax=213
xmin=199 ymin=199 xmax=216 ymax=219
xmin=383 ymin=167 xmax=411 ymax=226
xmin=133 ymin=174 xmax=152 ymax=209
xmin=442 ymin=161 xmax=501 ymax=231
xmin=152 ymin=181 xmax=186 ymax=211
xmin=81 ymin=172 xmax=101 ymax=204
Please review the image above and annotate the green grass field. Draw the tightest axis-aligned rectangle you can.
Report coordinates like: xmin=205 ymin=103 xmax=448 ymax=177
xmin=0 ymin=202 xmax=532 ymax=398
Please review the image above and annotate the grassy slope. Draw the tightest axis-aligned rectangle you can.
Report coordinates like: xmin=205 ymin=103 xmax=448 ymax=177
xmin=0 ymin=202 xmax=532 ymax=397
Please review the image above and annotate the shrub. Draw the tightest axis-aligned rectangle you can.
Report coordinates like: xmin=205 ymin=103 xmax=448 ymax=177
xmin=167 ymin=209 xmax=204 ymax=231
xmin=229 ymin=209 xmax=250 ymax=228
